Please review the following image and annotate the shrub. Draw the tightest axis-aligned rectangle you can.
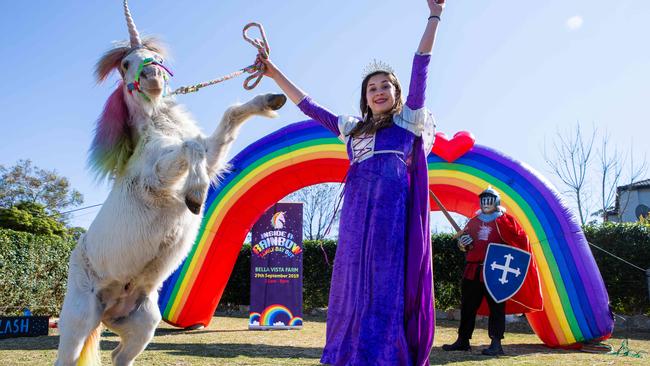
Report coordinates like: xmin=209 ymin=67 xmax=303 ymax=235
xmin=432 ymin=233 xmax=465 ymax=310
xmin=0 ymin=228 xmax=74 ymax=316
xmin=221 ymin=223 xmax=650 ymax=315
xmin=302 ymin=240 xmax=337 ymax=309
xmin=2 ymin=221 xmax=647 ymax=318
xmin=584 ymin=222 xmax=650 ymax=315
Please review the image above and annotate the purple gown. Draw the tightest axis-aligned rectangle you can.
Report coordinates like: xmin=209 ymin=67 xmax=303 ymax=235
xmin=298 ymin=54 xmax=435 ymax=366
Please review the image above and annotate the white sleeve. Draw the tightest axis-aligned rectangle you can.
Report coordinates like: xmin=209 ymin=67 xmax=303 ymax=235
xmin=394 ymin=105 xmax=436 ymax=155
xmin=337 ymin=115 xmax=361 ymax=143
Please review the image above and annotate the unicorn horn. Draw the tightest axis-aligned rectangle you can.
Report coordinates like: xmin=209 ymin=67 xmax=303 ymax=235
xmin=123 ymin=0 xmax=142 ymax=48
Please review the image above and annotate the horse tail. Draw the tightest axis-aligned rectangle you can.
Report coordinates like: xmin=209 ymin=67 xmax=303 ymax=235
xmin=77 ymin=324 xmax=102 ymax=366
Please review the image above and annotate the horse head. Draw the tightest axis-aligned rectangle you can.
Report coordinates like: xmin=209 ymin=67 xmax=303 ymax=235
xmin=89 ymin=0 xmax=172 ymax=180
xmin=120 ymin=47 xmax=171 ymax=103
xmin=96 ymin=0 xmax=171 ymax=105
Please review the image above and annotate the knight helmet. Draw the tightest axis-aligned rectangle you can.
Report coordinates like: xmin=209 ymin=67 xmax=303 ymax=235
xmin=479 ymin=186 xmax=501 ymax=210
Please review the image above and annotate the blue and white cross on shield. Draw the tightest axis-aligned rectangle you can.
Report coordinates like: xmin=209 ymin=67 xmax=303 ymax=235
xmin=483 ymin=243 xmax=531 ymax=303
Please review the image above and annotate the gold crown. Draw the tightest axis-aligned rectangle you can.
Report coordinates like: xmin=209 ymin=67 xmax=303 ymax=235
xmin=362 ymin=59 xmax=395 ymax=79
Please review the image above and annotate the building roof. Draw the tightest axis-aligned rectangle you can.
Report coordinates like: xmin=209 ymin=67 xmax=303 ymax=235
xmin=612 ymin=178 xmax=650 ymax=214
xmin=618 ymin=178 xmax=650 ymax=191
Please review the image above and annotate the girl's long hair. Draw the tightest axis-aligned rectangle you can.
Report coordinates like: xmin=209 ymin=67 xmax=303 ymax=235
xmin=350 ymin=71 xmax=403 ymax=137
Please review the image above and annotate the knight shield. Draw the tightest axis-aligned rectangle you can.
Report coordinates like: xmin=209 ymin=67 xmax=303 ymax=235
xmin=483 ymin=243 xmax=531 ymax=303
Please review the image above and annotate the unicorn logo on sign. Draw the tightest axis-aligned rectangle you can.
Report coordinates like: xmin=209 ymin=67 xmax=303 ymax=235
xmin=271 ymin=211 xmax=286 ymax=229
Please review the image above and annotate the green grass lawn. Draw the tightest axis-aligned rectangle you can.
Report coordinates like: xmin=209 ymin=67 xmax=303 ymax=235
xmin=0 ymin=314 xmax=647 ymax=365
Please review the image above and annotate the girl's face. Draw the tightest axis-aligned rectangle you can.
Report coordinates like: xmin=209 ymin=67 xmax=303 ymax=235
xmin=365 ymin=73 xmax=397 ymax=115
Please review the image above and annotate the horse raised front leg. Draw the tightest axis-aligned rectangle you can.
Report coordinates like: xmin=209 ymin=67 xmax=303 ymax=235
xmin=181 ymin=139 xmax=209 ymax=215
xmin=152 ymin=144 xmax=191 ymax=188
xmin=144 ymin=141 xmax=205 ymax=210
xmin=205 ymin=93 xmax=286 ymax=177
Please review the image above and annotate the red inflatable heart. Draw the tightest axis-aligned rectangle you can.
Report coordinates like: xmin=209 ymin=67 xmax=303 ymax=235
xmin=431 ymin=131 xmax=475 ymax=163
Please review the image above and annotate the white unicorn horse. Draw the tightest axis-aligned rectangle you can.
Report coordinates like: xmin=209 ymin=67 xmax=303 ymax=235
xmin=55 ymin=1 xmax=286 ymax=365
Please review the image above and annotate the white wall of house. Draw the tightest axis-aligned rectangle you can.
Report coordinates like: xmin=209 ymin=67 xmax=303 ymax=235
xmin=617 ymin=188 xmax=650 ymax=222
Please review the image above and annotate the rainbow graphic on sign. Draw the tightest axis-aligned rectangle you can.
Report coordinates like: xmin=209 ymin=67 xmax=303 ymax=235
xmin=158 ymin=120 xmax=613 ymax=347
xmin=248 ymin=304 xmax=302 ymax=329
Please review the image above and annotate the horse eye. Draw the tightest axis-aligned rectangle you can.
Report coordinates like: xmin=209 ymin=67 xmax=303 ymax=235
xmin=122 ymin=60 xmax=129 ymax=70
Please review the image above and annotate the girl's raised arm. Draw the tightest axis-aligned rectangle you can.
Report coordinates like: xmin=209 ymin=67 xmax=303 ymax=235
xmin=406 ymin=0 xmax=444 ymax=110
xmin=418 ymin=0 xmax=444 ymax=55
xmin=260 ymin=57 xmax=339 ymax=135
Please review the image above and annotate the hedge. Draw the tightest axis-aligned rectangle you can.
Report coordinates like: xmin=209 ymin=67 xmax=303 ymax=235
xmin=0 ymin=228 xmax=74 ymax=316
xmin=1 ymin=223 xmax=648 ymax=317
xmin=219 ymin=237 xmax=464 ymax=311
xmin=222 ymin=225 xmax=650 ymax=314
xmin=431 ymin=233 xmax=465 ymax=310
xmin=584 ymin=222 xmax=650 ymax=314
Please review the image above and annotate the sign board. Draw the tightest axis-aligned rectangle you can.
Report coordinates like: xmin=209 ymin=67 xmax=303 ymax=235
xmin=249 ymin=203 xmax=303 ymax=330
xmin=0 ymin=316 xmax=49 ymax=339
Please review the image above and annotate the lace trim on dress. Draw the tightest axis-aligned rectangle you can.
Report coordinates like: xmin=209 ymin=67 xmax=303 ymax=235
xmin=351 ymin=133 xmax=375 ymax=163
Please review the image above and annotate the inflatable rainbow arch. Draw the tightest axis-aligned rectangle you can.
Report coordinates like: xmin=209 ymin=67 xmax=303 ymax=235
xmin=159 ymin=120 xmax=613 ymax=347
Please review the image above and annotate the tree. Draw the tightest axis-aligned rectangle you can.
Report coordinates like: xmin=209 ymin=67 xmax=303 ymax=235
xmin=596 ymin=136 xmax=647 ymax=222
xmin=543 ymin=123 xmax=596 ymax=225
xmin=0 ymin=159 xmax=83 ymax=221
xmin=285 ymin=183 xmax=342 ymax=240
xmin=67 ymin=226 xmax=87 ymax=241
xmin=596 ymin=132 xmax=623 ymax=221
xmin=616 ymin=142 xmax=648 ymax=221
xmin=0 ymin=201 xmax=68 ymax=237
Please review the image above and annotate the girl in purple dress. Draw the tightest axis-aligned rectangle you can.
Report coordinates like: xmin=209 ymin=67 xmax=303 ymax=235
xmin=261 ymin=1 xmax=445 ymax=364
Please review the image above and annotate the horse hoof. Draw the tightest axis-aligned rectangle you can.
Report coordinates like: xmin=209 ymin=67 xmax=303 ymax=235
xmin=265 ymin=94 xmax=287 ymax=111
xmin=185 ymin=197 xmax=202 ymax=215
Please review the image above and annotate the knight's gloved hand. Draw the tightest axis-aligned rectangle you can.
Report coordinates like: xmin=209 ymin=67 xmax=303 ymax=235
xmin=458 ymin=234 xmax=473 ymax=247
xmin=456 ymin=240 xmax=466 ymax=252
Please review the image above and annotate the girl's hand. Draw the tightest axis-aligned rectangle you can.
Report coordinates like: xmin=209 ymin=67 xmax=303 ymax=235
xmin=428 ymin=0 xmax=445 ymax=17
xmin=255 ymin=55 xmax=306 ymax=105
xmin=258 ymin=56 xmax=280 ymax=80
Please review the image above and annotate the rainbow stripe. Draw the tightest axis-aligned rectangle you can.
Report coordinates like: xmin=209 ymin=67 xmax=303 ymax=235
xmin=158 ymin=121 xmax=613 ymax=346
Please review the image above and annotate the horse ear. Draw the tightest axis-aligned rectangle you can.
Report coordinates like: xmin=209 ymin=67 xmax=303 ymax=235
xmin=88 ymin=83 xmax=134 ymax=180
xmin=95 ymin=46 xmax=130 ymax=83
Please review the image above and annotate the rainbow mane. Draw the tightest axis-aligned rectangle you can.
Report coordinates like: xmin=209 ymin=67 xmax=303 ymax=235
xmin=88 ymin=83 xmax=133 ymax=180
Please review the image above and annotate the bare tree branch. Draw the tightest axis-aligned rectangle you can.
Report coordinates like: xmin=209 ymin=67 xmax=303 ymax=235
xmin=285 ymin=183 xmax=342 ymax=240
xmin=543 ymin=123 xmax=596 ymax=225
xmin=618 ymin=141 xmax=648 ymax=221
xmin=596 ymin=131 xmax=623 ymax=221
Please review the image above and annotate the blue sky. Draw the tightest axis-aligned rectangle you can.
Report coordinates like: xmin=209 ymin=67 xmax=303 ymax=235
xmin=1 ymin=1 xmax=648 ymax=229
